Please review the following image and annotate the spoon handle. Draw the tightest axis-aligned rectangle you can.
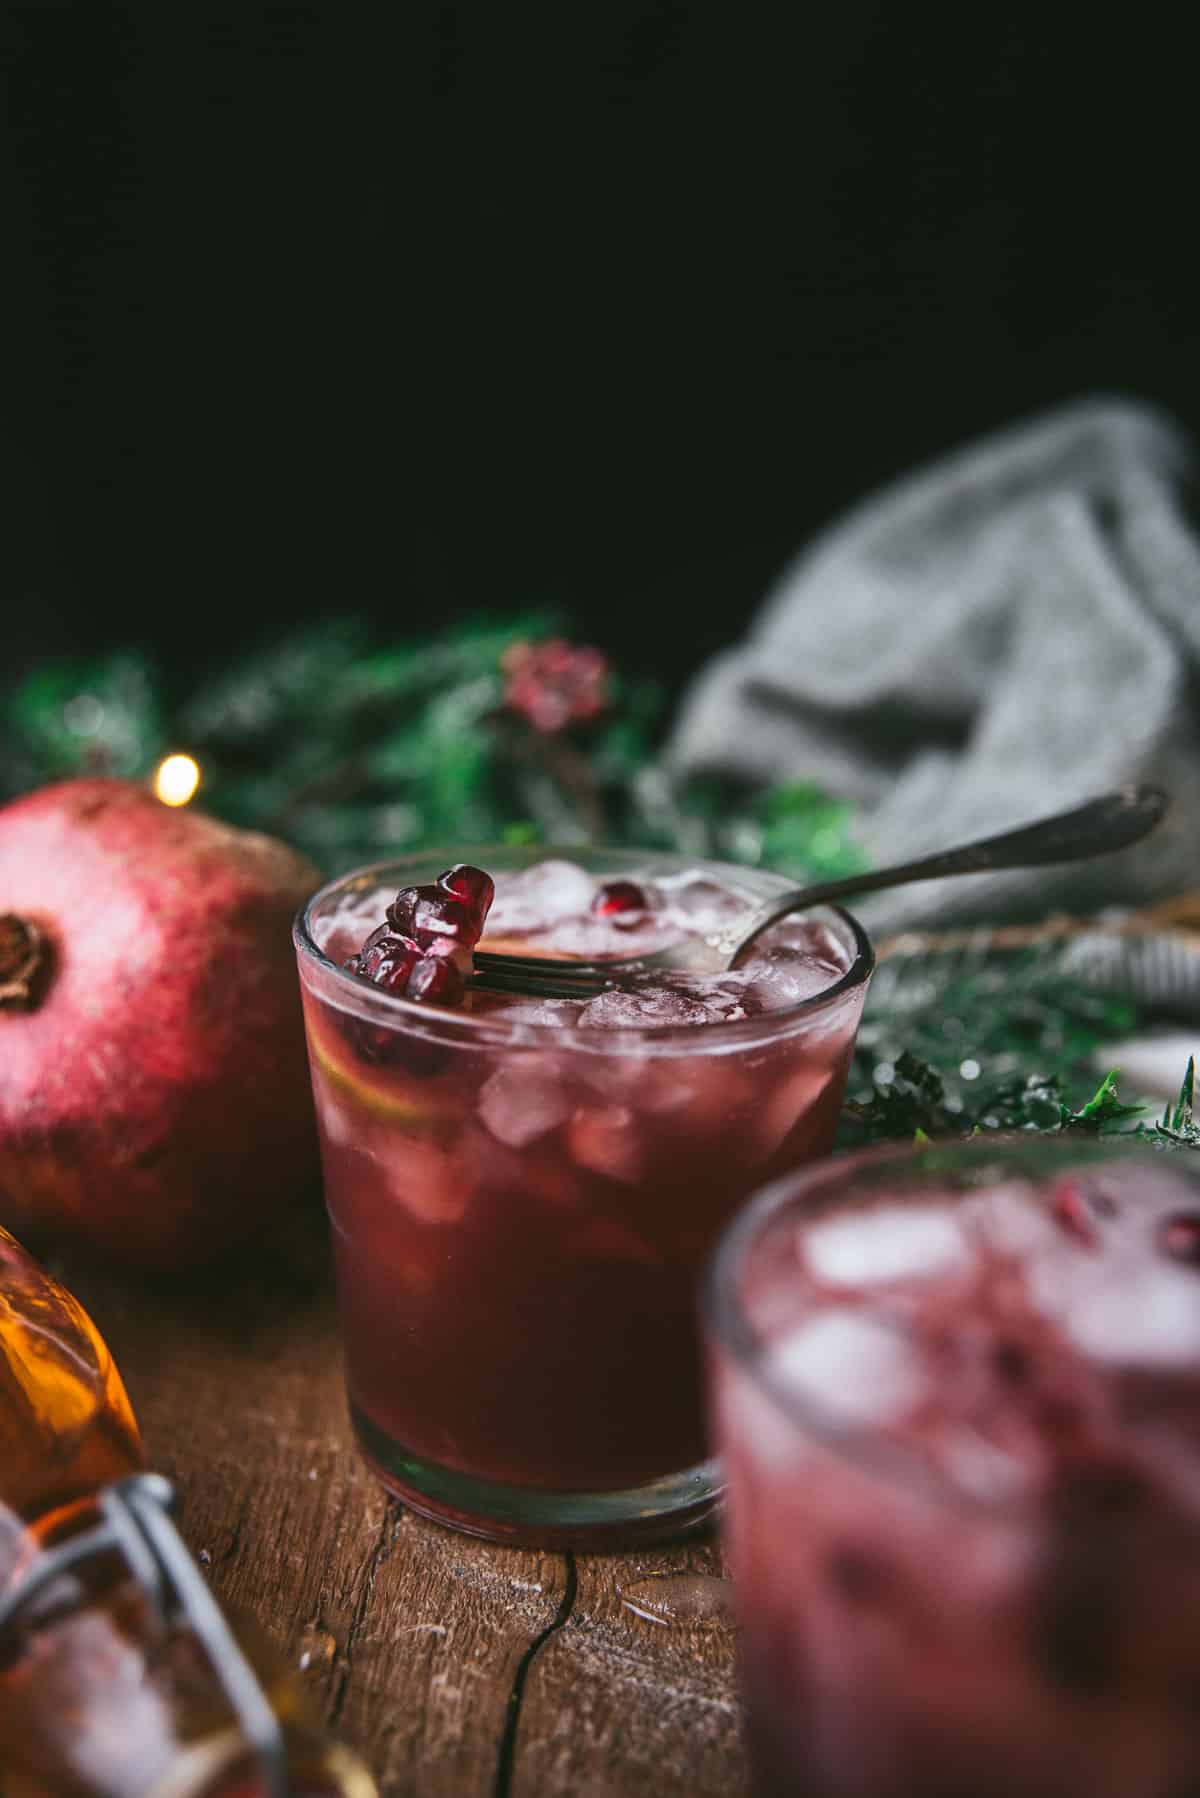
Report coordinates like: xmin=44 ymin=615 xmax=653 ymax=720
xmin=732 ymin=785 xmax=1169 ymax=955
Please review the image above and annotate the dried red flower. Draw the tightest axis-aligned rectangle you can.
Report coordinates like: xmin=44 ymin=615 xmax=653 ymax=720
xmin=501 ymin=638 xmax=611 ymax=734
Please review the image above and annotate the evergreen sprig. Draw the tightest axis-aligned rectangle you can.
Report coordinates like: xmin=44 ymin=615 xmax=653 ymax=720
xmin=0 ymin=615 xmax=867 ymax=884
xmin=840 ymin=1048 xmax=1200 ymax=1154
xmin=840 ymin=934 xmax=1198 ymax=1153
xmin=1061 ymin=1069 xmax=1147 ymax=1132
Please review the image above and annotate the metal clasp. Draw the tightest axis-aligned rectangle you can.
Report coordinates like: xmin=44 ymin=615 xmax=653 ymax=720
xmin=0 ymin=1473 xmax=288 ymax=1798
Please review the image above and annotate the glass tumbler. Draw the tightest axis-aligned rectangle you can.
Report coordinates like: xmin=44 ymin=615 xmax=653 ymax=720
xmin=705 ymin=1138 xmax=1200 ymax=1798
xmin=294 ymin=847 xmax=873 ymax=1545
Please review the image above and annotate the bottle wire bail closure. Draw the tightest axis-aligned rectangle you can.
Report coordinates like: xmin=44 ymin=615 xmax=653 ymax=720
xmin=0 ymin=1472 xmax=289 ymax=1798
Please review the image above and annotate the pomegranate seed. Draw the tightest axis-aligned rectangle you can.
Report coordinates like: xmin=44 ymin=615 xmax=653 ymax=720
xmin=1160 ymin=1212 xmax=1200 ymax=1265
xmin=411 ymin=891 xmax=475 ymax=945
xmin=406 ymin=956 xmax=465 ymax=1006
xmin=351 ymin=863 xmax=498 ymax=1017
xmin=439 ymin=864 xmax=495 ymax=919
xmin=386 ymin=887 xmax=422 ymax=935
xmin=388 ymin=882 xmax=484 ymax=950
xmin=592 ymin=879 xmax=647 ymax=918
xmin=359 ymin=933 xmax=421 ymax=990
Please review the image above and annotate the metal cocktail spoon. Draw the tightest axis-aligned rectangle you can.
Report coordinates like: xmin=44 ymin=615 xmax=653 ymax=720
xmin=471 ymin=786 xmax=1170 ymax=1000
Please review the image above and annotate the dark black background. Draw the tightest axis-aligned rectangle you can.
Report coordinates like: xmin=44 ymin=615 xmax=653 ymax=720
xmin=2 ymin=4 xmax=1197 ymax=690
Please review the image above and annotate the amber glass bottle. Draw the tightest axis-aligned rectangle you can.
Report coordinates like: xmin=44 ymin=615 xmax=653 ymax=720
xmin=0 ymin=1225 xmax=376 ymax=1798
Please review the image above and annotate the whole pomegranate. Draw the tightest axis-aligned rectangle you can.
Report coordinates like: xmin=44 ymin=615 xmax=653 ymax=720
xmin=0 ymin=778 xmax=320 ymax=1270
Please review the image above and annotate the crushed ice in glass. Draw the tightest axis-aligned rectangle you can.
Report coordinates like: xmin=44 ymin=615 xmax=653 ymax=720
xmin=484 ymin=858 xmax=598 ymax=936
xmin=480 ymin=859 xmax=847 ymax=1028
xmin=760 ymin=1161 xmax=1200 ymax=1504
xmin=323 ymin=858 xmax=851 ymax=1028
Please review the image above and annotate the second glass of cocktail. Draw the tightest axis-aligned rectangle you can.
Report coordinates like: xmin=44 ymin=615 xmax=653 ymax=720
xmin=705 ymin=1139 xmax=1200 ymax=1797
xmin=294 ymin=848 xmax=872 ymax=1544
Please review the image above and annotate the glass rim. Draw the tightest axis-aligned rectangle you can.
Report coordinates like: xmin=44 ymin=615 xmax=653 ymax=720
xmin=702 ymin=1135 xmax=1174 ymax=1515
xmin=292 ymin=846 xmax=875 ymax=1054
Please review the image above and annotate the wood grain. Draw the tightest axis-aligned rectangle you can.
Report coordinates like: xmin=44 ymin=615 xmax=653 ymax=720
xmin=511 ymin=1542 xmax=747 ymax=1798
xmin=64 ymin=1195 xmax=746 ymax=1797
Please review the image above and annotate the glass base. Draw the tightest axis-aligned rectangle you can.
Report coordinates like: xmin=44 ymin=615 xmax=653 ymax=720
xmin=351 ymin=1403 xmax=721 ymax=1548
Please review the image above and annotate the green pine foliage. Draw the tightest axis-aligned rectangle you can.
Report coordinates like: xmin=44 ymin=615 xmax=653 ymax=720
xmin=0 ymin=615 xmax=868 ymax=882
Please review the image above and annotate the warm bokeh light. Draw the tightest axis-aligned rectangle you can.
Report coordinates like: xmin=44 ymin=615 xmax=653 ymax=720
xmin=153 ymin=753 xmax=201 ymax=807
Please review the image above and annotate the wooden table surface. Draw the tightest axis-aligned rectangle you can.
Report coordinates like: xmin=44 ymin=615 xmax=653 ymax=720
xmin=69 ymin=1196 xmax=749 ymax=1798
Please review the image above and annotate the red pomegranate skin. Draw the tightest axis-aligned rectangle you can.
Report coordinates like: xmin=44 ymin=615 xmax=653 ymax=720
xmin=0 ymin=779 xmax=321 ymax=1270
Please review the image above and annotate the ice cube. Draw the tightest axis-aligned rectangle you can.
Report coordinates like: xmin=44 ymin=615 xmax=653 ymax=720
xmin=318 ymin=883 xmax=393 ymax=957
xmin=486 ymin=859 xmax=596 ymax=935
xmin=578 ymin=985 xmax=715 ymax=1030
xmin=657 ymin=871 xmax=746 ymax=936
xmin=477 ymin=1058 xmax=571 ymax=1147
xmin=574 ymin=1051 xmax=692 ymax=1113
xmin=520 ymin=1000 xmax=581 ymax=1029
xmin=744 ymin=951 xmax=842 ymax=1010
xmin=462 ymin=1124 xmax=577 ymax=1209
xmin=1059 ymin=1266 xmax=1200 ymax=1367
xmin=504 ymin=914 xmax=641 ymax=959
xmin=467 ymin=993 xmax=580 ymax=1030
xmin=658 ymin=971 xmax=752 ymax=1021
xmin=567 ymin=1104 xmax=646 ymax=1183
xmin=756 ymin=913 xmax=849 ymax=959
xmin=667 ymin=1058 xmax=756 ymax=1124
xmin=382 ymin=1136 xmax=467 ymax=1224
xmin=767 ymin=1309 xmax=926 ymax=1425
xmin=929 ymin=1425 xmax=1033 ymax=1503
xmin=804 ymin=1203 xmax=970 ymax=1287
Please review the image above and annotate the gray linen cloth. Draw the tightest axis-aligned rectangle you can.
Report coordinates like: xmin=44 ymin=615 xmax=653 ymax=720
xmin=668 ymin=399 xmax=1200 ymax=934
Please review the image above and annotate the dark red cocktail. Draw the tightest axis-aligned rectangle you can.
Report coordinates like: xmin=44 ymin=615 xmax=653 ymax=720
xmin=294 ymin=849 xmax=872 ymax=1543
xmin=706 ymin=1140 xmax=1200 ymax=1797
